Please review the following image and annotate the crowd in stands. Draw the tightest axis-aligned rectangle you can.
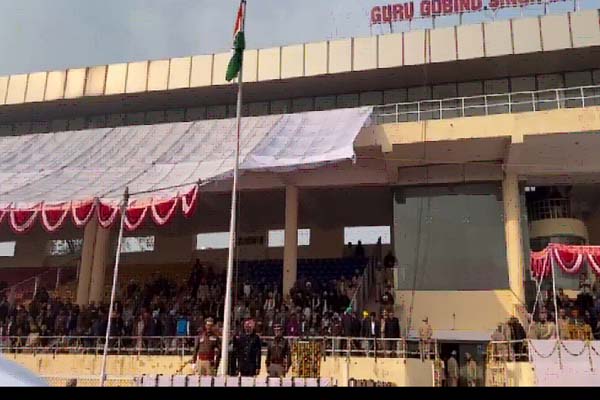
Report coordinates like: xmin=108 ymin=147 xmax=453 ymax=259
xmin=527 ymin=272 xmax=600 ymax=340
xmin=490 ymin=271 xmax=600 ymax=360
xmin=0 ymin=252 xmax=400 ymax=350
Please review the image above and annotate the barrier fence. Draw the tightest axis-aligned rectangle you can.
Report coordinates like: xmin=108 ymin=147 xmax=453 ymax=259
xmin=0 ymin=335 xmax=438 ymax=360
xmin=372 ymin=84 xmax=600 ymax=125
xmin=41 ymin=374 xmax=337 ymax=387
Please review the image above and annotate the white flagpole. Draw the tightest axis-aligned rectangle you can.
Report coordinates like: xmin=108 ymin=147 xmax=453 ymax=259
xmin=550 ymin=249 xmax=560 ymax=340
xmin=99 ymin=187 xmax=128 ymax=386
xmin=219 ymin=1 xmax=246 ymax=377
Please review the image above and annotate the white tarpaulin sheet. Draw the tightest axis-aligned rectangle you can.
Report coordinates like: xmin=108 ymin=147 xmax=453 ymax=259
xmin=529 ymin=340 xmax=600 ymax=386
xmin=0 ymin=107 xmax=372 ymax=206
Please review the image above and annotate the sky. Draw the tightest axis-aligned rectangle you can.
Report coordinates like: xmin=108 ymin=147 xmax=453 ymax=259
xmin=0 ymin=0 xmax=597 ymax=76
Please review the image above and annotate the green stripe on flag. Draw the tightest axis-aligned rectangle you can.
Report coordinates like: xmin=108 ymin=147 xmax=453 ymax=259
xmin=226 ymin=31 xmax=245 ymax=82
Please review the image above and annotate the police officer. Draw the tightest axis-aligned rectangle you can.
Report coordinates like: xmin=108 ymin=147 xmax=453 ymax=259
xmin=266 ymin=324 xmax=290 ymax=377
xmin=419 ymin=317 xmax=433 ymax=361
xmin=192 ymin=317 xmax=220 ymax=376
xmin=446 ymin=350 xmax=459 ymax=387
xmin=235 ymin=319 xmax=262 ymax=377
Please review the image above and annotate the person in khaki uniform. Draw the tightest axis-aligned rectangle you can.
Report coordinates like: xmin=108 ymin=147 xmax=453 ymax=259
xmin=446 ymin=351 xmax=459 ymax=387
xmin=419 ymin=317 xmax=433 ymax=361
xmin=192 ymin=318 xmax=220 ymax=376
xmin=465 ymin=352 xmax=477 ymax=387
xmin=490 ymin=324 xmax=507 ymax=361
xmin=557 ymin=309 xmax=570 ymax=340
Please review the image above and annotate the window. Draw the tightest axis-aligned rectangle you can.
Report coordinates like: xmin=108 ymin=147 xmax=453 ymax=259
xmin=344 ymin=226 xmax=391 ymax=245
xmin=121 ymin=236 xmax=155 ymax=253
xmin=49 ymin=239 xmax=83 ymax=256
xmin=196 ymin=232 xmax=230 ymax=250
xmin=268 ymin=229 xmax=311 ymax=248
xmin=0 ymin=242 xmax=16 ymax=257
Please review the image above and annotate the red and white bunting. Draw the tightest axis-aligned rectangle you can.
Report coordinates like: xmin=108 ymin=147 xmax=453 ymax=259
xmin=0 ymin=188 xmax=199 ymax=233
xmin=9 ymin=205 xmax=40 ymax=234
xmin=151 ymin=197 xmax=179 ymax=226
xmin=41 ymin=202 xmax=71 ymax=233
xmin=124 ymin=203 xmax=149 ymax=232
xmin=71 ymin=200 xmax=96 ymax=227
xmin=181 ymin=185 xmax=199 ymax=218
xmin=530 ymin=243 xmax=600 ymax=278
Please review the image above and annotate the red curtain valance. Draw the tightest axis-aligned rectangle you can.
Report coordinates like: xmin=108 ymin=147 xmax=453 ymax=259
xmin=530 ymin=243 xmax=600 ymax=278
xmin=0 ymin=185 xmax=198 ymax=234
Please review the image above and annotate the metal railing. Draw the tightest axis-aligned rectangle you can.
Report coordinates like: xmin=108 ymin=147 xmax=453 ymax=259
xmin=528 ymin=198 xmax=572 ymax=221
xmin=372 ymin=84 xmax=600 ymax=125
xmin=0 ymin=335 xmax=438 ymax=360
xmin=487 ymin=339 xmax=531 ymax=363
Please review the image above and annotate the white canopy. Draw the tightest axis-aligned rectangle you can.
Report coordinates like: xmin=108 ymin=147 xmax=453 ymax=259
xmin=0 ymin=357 xmax=48 ymax=386
xmin=0 ymin=107 xmax=372 ymax=232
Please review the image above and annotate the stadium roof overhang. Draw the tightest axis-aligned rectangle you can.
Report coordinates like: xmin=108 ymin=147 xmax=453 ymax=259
xmin=0 ymin=107 xmax=373 ymax=234
xmin=1 ymin=46 xmax=599 ymax=125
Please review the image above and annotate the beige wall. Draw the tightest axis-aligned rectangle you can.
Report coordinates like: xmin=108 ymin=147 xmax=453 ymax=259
xmin=529 ymin=218 xmax=589 ymax=241
xmin=394 ymin=290 xmax=520 ymax=332
xmin=504 ymin=362 xmax=536 ymax=386
xmin=9 ymin=353 xmax=434 ymax=387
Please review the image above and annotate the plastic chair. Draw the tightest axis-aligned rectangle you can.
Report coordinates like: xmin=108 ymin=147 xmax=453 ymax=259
xmin=282 ymin=378 xmax=293 ymax=387
xmin=240 ymin=377 xmax=255 ymax=387
xmin=141 ymin=374 xmax=158 ymax=387
xmin=268 ymin=377 xmax=281 ymax=387
xmin=305 ymin=378 xmax=319 ymax=387
xmin=199 ymin=376 xmax=213 ymax=387
xmin=171 ymin=375 xmax=186 ymax=387
xmin=254 ymin=377 xmax=268 ymax=387
xmin=226 ymin=376 xmax=240 ymax=387
xmin=212 ymin=376 xmax=226 ymax=387
xmin=293 ymin=378 xmax=306 ymax=387
xmin=319 ymin=378 xmax=332 ymax=387
xmin=157 ymin=374 xmax=172 ymax=387
xmin=185 ymin=375 xmax=200 ymax=387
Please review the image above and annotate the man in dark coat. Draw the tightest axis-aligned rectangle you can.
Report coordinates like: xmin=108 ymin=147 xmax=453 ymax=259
xmin=235 ymin=319 xmax=262 ymax=377
xmin=383 ymin=310 xmax=401 ymax=355
xmin=266 ymin=324 xmax=291 ymax=377
xmin=361 ymin=312 xmax=381 ymax=356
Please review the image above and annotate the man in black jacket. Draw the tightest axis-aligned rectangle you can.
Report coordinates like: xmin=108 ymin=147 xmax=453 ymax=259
xmin=361 ymin=312 xmax=380 ymax=356
xmin=235 ymin=319 xmax=262 ymax=377
xmin=383 ymin=310 xmax=401 ymax=356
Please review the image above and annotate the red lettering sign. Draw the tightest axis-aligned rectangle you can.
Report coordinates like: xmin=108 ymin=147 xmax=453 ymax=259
xmin=371 ymin=0 xmax=566 ymax=24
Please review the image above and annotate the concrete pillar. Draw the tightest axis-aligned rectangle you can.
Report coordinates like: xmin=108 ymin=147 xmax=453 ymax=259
xmin=88 ymin=226 xmax=111 ymax=305
xmin=76 ymin=218 xmax=97 ymax=306
xmin=283 ymin=186 xmax=299 ymax=296
xmin=503 ymin=172 xmax=526 ymax=304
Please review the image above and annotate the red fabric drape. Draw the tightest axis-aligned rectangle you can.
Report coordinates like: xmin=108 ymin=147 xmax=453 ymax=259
xmin=9 ymin=206 xmax=40 ymax=234
xmin=41 ymin=203 xmax=70 ymax=233
xmin=98 ymin=202 xmax=120 ymax=229
xmin=181 ymin=186 xmax=199 ymax=219
xmin=0 ymin=187 xmax=199 ymax=232
xmin=71 ymin=201 xmax=96 ymax=227
xmin=151 ymin=198 xmax=179 ymax=226
xmin=124 ymin=204 xmax=148 ymax=232
xmin=530 ymin=243 xmax=600 ymax=278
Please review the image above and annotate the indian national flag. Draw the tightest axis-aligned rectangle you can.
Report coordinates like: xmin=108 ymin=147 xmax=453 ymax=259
xmin=225 ymin=0 xmax=246 ymax=82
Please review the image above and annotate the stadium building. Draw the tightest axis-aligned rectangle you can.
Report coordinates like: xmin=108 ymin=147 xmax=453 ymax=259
xmin=0 ymin=5 xmax=599 ymax=386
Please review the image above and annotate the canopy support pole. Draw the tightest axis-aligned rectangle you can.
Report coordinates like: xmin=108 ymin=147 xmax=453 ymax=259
xmin=99 ymin=187 xmax=129 ymax=386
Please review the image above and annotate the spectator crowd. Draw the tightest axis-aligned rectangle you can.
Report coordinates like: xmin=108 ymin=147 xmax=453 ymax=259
xmin=0 ymin=257 xmax=402 ymax=353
